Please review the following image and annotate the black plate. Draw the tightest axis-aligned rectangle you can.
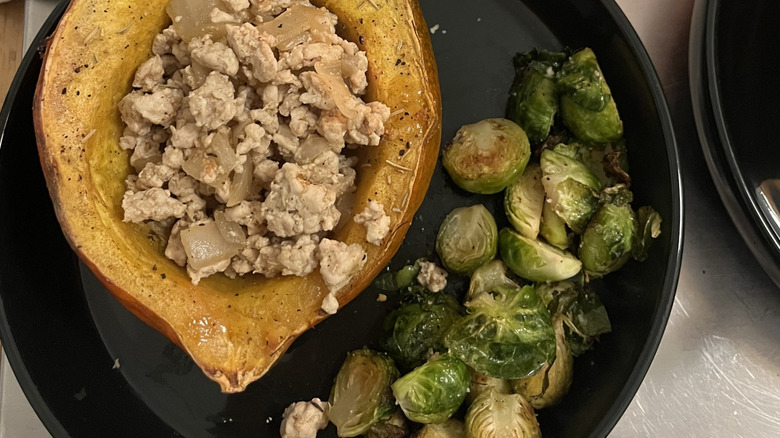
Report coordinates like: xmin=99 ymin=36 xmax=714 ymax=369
xmin=690 ymin=0 xmax=780 ymax=288
xmin=0 ymin=0 xmax=681 ymax=436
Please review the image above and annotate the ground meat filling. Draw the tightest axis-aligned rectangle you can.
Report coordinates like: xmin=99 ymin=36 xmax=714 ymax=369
xmin=119 ymin=0 xmax=390 ymax=309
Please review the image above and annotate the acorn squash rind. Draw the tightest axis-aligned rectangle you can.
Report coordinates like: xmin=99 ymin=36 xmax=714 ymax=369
xmin=34 ymin=0 xmax=441 ymax=392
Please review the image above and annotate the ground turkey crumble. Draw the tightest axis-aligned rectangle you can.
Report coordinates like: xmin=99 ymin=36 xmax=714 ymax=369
xmin=119 ymin=0 xmax=392 ymax=313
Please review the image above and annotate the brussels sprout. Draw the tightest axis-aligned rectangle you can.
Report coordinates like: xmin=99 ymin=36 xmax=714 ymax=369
xmin=540 ymin=148 xmax=601 ymax=233
xmin=381 ymin=292 xmax=462 ymax=371
xmin=412 ymin=418 xmax=467 ymax=438
xmin=504 ymin=164 xmax=545 ymax=239
xmin=579 ymin=186 xmax=638 ymax=278
xmin=442 ymin=118 xmax=531 ymax=194
xmin=466 ymin=368 xmax=512 ymax=405
xmin=539 ymin=199 xmax=571 ymax=249
xmin=436 ymin=205 xmax=498 ymax=274
xmin=634 ymin=205 xmax=662 ymax=261
xmin=367 ymin=410 xmax=409 ymax=438
xmin=536 ymin=281 xmax=611 ymax=356
xmin=374 ymin=259 xmax=425 ymax=291
xmin=506 ymin=50 xmax=568 ymax=143
xmin=445 ymin=284 xmax=556 ymax=380
xmin=392 ymin=354 xmax=469 ymax=424
xmin=466 ymin=259 xmax=520 ymax=302
xmin=499 ymin=228 xmax=582 ymax=282
xmin=464 ymin=389 xmax=541 ymax=438
xmin=329 ymin=349 xmax=399 ymax=437
xmin=511 ymin=316 xmax=573 ymax=409
xmin=558 ymin=48 xmax=623 ymax=143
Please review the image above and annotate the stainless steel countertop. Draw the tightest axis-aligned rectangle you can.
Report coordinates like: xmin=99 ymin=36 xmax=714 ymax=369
xmin=5 ymin=0 xmax=780 ymax=436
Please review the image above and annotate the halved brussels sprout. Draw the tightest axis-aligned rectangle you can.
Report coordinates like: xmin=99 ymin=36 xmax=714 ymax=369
xmin=499 ymin=228 xmax=582 ymax=282
xmin=436 ymin=205 xmax=498 ymax=274
xmin=381 ymin=291 xmax=462 ymax=372
xmin=536 ymin=281 xmax=611 ymax=356
xmin=466 ymin=259 xmax=520 ymax=302
xmin=329 ymin=349 xmax=399 ymax=437
xmin=464 ymin=389 xmax=541 ymax=438
xmin=505 ymin=164 xmax=545 ymax=239
xmin=558 ymin=48 xmax=623 ymax=143
xmin=445 ymin=284 xmax=556 ymax=380
xmin=466 ymin=368 xmax=512 ymax=405
xmin=412 ymin=418 xmax=467 ymax=438
xmin=366 ymin=410 xmax=408 ymax=438
xmin=506 ymin=50 xmax=568 ymax=144
xmin=442 ymin=118 xmax=531 ymax=194
xmin=579 ymin=186 xmax=638 ymax=278
xmin=539 ymin=199 xmax=571 ymax=250
xmin=540 ymin=147 xmax=601 ymax=233
xmin=511 ymin=316 xmax=573 ymax=409
xmin=634 ymin=205 xmax=662 ymax=261
xmin=392 ymin=354 xmax=469 ymax=424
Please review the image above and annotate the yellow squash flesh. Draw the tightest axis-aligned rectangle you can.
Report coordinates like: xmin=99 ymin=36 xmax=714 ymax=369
xmin=34 ymin=0 xmax=440 ymax=392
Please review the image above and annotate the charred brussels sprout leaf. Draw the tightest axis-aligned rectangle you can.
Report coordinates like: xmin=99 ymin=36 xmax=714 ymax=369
xmin=536 ymin=281 xmax=611 ymax=356
xmin=464 ymin=389 xmax=542 ymax=438
xmin=505 ymin=163 xmax=545 ymax=239
xmin=366 ymin=411 xmax=409 ymax=438
xmin=558 ymin=48 xmax=624 ymax=143
xmin=329 ymin=349 xmax=399 ymax=437
xmin=412 ymin=418 xmax=467 ymax=438
xmin=381 ymin=292 xmax=462 ymax=371
xmin=392 ymin=354 xmax=469 ymax=424
xmin=540 ymin=147 xmax=601 ymax=234
xmin=467 ymin=259 xmax=521 ymax=302
xmin=506 ymin=50 xmax=568 ymax=143
xmin=634 ymin=206 xmax=662 ymax=261
xmin=442 ymin=118 xmax=531 ymax=194
xmin=445 ymin=284 xmax=556 ymax=380
xmin=499 ymin=228 xmax=582 ymax=282
xmin=511 ymin=316 xmax=573 ymax=409
xmin=436 ymin=205 xmax=498 ymax=274
xmin=579 ymin=186 xmax=638 ymax=278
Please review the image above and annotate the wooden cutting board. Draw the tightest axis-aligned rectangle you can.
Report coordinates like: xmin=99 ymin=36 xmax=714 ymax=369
xmin=1 ymin=0 xmax=26 ymax=104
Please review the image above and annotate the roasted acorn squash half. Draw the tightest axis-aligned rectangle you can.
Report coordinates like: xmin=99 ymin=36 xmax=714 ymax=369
xmin=34 ymin=0 xmax=441 ymax=392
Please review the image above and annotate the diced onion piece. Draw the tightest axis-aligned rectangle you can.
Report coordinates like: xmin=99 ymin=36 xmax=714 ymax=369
xmin=214 ymin=211 xmax=247 ymax=247
xmin=258 ymin=4 xmax=332 ymax=51
xmin=166 ymin=0 xmax=227 ymax=42
xmin=294 ymin=134 xmax=332 ymax=164
xmin=232 ymin=119 xmax=253 ymax=145
xmin=210 ymin=129 xmax=238 ymax=171
xmin=180 ymin=221 xmax=241 ymax=271
xmin=226 ymin=158 xmax=253 ymax=207
xmin=315 ymin=60 xmax=360 ymax=118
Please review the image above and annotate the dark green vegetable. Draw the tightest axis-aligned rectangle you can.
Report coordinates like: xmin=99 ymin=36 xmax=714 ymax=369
xmin=504 ymin=163 xmax=545 ymax=239
xmin=329 ymin=349 xmax=400 ymax=437
xmin=381 ymin=292 xmax=462 ymax=372
xmin=436 ymin=204 xmax=498 ymax=274
xmin=506 ymin=50 xmax=568 ymax=143
xmin=540 ymin=147 xmax=601 ymax=234
xmin=539 ymin=198 xmax=571 ymax=250
xmin=366 ymin=411 xmax=409 ymax=438
xmin=392 ymin=354 xmax=470 ymax=424
xmin=442 ymin=118 xmax=531 ymax=194
xmin=499 ymin=228 xmax=582 ymax=282
xmin=374 ymin=260 xmax=424 ymax=292
xmin=511 ymin=316 xmax=573 ymax=409
xmin=558 ymin=48 xmax=624 ymax=143
xmin=466 ymin=259 xmax=520 ymax=302
xmin=578 ymin=185 xmax=638 ymax=278
xmin=445 ymin=284 xmax=556 ymax=380
xmin=536 ymin=281 xmax=612 ymax=356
